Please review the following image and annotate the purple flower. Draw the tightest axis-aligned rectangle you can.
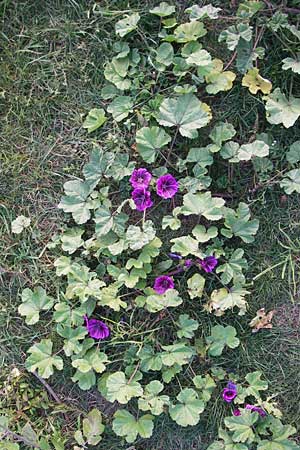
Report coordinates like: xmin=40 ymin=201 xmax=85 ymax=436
xmin=154 ymin=275 xmax=174 ymax=294
xmin=156 ymin=174 xmax=178 ymax=199
xmin=245 ymin=404 xmax=266 ymax=417
xmin=184 ymin=259 xmax=193 ymax=268
xmin=130 ymin=168 xmax=152 ymax=189
xmin=84 ymin=316 xmax=110 ymax=340
xmin=222 ymin=382 xmax=237 ymax=403
xmin=168 ymin=253 xmax=182 ymax=260
xmin=132 ymin=188 xmax=153 ymax=211
xmin=233 ymin=409 xmax=241 ymax=416
xmin=198 ymin=256 xmax=218 ymax=273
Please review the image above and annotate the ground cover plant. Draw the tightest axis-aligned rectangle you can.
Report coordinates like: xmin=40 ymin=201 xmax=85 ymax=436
xmin=1 ymin=0 xmax=300 ymax=449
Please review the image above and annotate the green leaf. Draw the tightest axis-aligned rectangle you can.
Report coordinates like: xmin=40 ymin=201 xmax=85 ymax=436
xmin=193 ymin=374 xmax=216 ymax=402
xmin=222 ymin=203 xmax=259 ymax=243
xmin=224 ymin=410 xmax=259 ymax=443
xmin=26 ymin=339 xmax=63 ymax=379
xmin=170 ymin=235 xmax=200 ymax=257
xmin=56 ymin=325 xmax=87 ymax=356
xmin=126 ymin=220 xmax=156 ymax=250
xmin=206 ymin=287 xmax=249 ymax=316
xmin=72 ymin=369 xmax=96 ymax=390
xmin=177 ymin=314 xmax=199 ymax=339
xmin=115 ymin=13 xmax=140 ymax=37
xmin=237 ymin=140 xmax=269 ymax=161
xmin=138 ymin=380 xmax=170 ymax=415
xmin=216 ymin=249 xmax=248 ymax=285
xmin=162 ymin=364 xmax=182 ymax=383
xmin=150 ymin=2 xmax=175 ymax=17
xmin=282 ymin=57 xmax=300 ymax=74
xmin=104 ymin=61 xmax=131 ymax=90
xmin=156 ymin=42 xmax=174 ymax=67
xmin=187 ymin=274 xmax=205 ymax=299
xmin=174 ymin=21 xmax=207 ymax=43
xmin=169 ymin=388 xmax=205 ymax=427
xmin=83 ymin=147 xmax=115 ymax=189
xmin=82 ymin=409 xmax=105 ymax=445
xmin=139 ymin=346 xmax=163 ymax=372
xmin=107 ymin=96 xmax=133 ymax=122
xmin=161 ymin=342 xmax=195 ymax=367
xmin=265 ymin=88 xmax=300 ymax=128
xmin=58 ymin=180 xmax=91 ymax=224
xmin=185 ymin=4 xmax=221 ymax=20
xmin=219 ymin=24 xmax=252 ymax=51
xmin=245 ymin=371 xmax=268 ymax=398
xmin=257 ymin=417 xmax=299 ymax=450
xmin=192 ymin=224 xmax=218 ymax=243
xmin=82 ymin=108 xmax=106 ymax=133
xmin=186 ymin=49 xmax=212 ymax=66
xmin=180 ymin=191 xmax=225 ymax=220
xmin=65 ymin=264 xmax=105 ymax=302
xmin=11 ymin=215 xmax=31 ymax=234
xmin=136 ymin=126 xmax=171 ymax=163
xmin=142 ymin=288 xmax=182 ymax=313
xmin=209 ymin=122 xmax=236 ymax=148
xmin=206 ymin=325 xmax=240 ymax=356
xmin=158 ymin=94 xmax=212 ymax=138
xmin=162 ymin=215 xmax=181 ymax=230
xmin=286 ymin=141 xmax=300 ymax=164
xmin=105 ymin=371 xmax=143 ymax=404
xmin=72 ymin=349 xmax=109 ymax=374
xmin=18 ymin=287 xmax=54 ymax=325
xmin=61 ymin=228 xmax=84 ymax=254
xmin=94 ymin=207 xmax=113 ymax=236
xmin=112 ymin=410 xmax=154 ymax=443
xmin=186 ymin=147 xmax=214 ymax=167
xmin=280 ymin=169 xmax=300 ymax=194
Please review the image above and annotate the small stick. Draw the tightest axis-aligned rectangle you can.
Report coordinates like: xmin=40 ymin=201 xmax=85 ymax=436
xmin=32 ymin=370 xmax=61 ymax=403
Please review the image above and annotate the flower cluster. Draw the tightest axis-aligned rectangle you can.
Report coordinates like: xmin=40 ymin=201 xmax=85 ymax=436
xmin=222 ymin=381 xmax=266 ymax=418
xmin=130 ymin=168 xmax=178 ymax=212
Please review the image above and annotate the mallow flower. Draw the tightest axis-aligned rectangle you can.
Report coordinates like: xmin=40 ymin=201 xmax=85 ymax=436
xmin=84 ymin=315 xmax=110 ymax=340
xmin=154 ymin=275 xmax=174 ymax=294
xmin=156 ymin=174 xmax=178 ymax=199
xmin=130 ymin=168 xmax=152 ymax=189
xmin=198 ymin=256 xmax=218 ymax=273
xmin=245 ymin=404 xmax=266 ymax=417
xmin=131 ymin=188 xmax=153 ymax=211
xmin=222 ymin=382 xmax=237 ymax=403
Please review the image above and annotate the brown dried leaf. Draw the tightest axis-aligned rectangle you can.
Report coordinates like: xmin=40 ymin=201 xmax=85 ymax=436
xmin=249 ymin=308 xmax=275 ymax=333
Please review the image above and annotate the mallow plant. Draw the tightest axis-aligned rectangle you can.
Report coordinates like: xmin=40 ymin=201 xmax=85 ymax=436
xmin=12 ymin=2 xmax=300 ymax=448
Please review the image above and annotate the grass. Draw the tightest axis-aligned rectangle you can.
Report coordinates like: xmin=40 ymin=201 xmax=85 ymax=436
xmin=1 ymin=1 xmax=300 ymax=449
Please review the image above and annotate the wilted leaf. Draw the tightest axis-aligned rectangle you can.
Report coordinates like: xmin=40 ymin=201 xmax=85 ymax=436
xmin=249 ymin=308 xmax=275 ymax=333
xmin=205 ymin=59 xmax=236 ymax=94
xmin=187 ymin=274 xmax=205 ymax=299
xmin=206 ymin=287 xmax=249 ymax=316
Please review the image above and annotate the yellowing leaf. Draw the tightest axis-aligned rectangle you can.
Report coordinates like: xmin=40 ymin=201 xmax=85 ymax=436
xmin=205 ymin=59 xmax=236 ymax=94
xmin=242 ymin=68 xmax=272 ymax=94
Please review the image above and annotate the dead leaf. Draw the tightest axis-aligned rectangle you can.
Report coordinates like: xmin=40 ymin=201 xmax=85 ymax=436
xmin=249 ymin=308 xmax=275 ymax=333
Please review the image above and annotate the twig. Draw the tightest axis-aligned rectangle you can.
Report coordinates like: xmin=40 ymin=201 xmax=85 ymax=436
xmin=32 ymin=371 xmax=61 ymax=403
xmin=224 ymin=51 xmax=237 ymax=71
